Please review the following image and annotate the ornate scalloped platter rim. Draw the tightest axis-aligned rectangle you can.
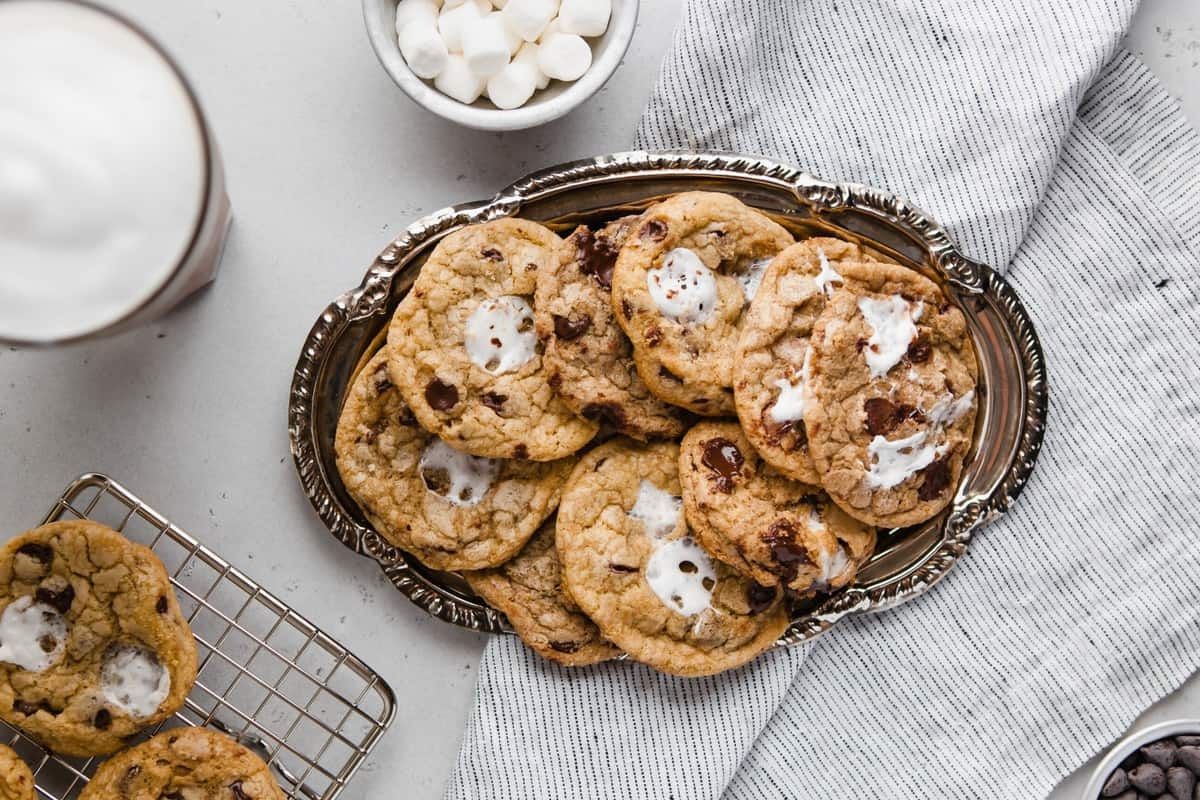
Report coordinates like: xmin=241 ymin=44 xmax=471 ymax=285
xmin=288 ymin=150 xmax=1049 ymax=650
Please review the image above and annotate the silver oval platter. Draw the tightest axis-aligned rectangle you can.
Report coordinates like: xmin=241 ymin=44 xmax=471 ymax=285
xmin=288 ymin=151 xmax=1048 ymax=646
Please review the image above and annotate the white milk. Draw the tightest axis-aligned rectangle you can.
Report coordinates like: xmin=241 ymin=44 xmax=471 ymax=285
xmin=0 ymin=1 xmax=213 ymax=342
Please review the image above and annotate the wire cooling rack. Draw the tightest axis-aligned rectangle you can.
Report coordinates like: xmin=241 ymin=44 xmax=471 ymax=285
xmin=5 ymin=473 xmax=395 ymax=800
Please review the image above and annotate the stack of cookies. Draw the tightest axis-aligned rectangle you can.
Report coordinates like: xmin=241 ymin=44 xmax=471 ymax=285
xmin=336 ymin=191 xmax=979 ymax=677
xmin=0 ymin=521 xmax=286 ymax=798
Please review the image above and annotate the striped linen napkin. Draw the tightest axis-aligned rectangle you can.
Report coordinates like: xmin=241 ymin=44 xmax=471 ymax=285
xmin=446 ymin=1 xmax=1200 ymax=797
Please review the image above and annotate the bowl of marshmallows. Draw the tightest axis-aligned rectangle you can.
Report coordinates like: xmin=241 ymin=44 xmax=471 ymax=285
xmin=364 ymin=0 xmax=638 ymax=130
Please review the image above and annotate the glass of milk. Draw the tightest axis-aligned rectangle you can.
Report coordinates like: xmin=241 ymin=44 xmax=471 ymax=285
xmin=0 ymin=0 xmax=231 ymax=345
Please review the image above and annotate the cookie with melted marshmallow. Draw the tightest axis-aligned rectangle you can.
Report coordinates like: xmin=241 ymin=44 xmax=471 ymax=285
xmin=610 ymin=192 xmax=794 ymax=416
xmin=556 ymin=438 xmax=789 ymax=676
xmin=805 ymin=261 xmax=979 ymax=527
xmin=388 ymin=218 xmax=598 ymax=460
xmin=0 ymin=521 xmax=196 ymax=756
xmin=336 ymin=349 xmax=574 ymax=570
xmin=733 ymin=238 xmax=876 ymax=484
xmin=535 ymin=216 xmax=691 ymax=440
xmin=679 ymin=421 xmax=876 ymax=595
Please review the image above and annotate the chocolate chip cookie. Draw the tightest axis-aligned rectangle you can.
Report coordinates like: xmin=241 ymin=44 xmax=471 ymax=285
xmin=535 ymin=217 xmax=690 ymax=440
xmin=0 ymin=746 xmax=33 ymax=800
xmin=388 ymin=218 xmax=599 ymax=460
xmin=806 ymin=262 xmax=979 ymax=527
xmin=335 ymin=349 xmax=574 ymax=570
xmin=678 ymin=422 xmax=876 ymax=595
xmin=610 ymin=192 xmax=794 ymax=416
xmin=0 ymin=521 xmax=196 ymax=756
xmin=556 ymin=439 xmax=789 ymax=676
xmin=734 ymin=238 xmax=875 ymax=484
xmin=79 ymin=726 xmax=284 ymax=800
xmin=464 ymin=518 xmax=620 ymax=666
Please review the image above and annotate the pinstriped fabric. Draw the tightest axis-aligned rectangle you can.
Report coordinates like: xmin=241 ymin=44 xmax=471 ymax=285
xmin=447 ymin=3 xmax=1200 ymax=798
xmin=636 ymin=0 xmax=1136 ymax=273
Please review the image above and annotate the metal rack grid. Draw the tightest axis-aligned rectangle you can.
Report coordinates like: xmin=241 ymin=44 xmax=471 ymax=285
xmin=5 ymin=473 xmax=395 ymax=800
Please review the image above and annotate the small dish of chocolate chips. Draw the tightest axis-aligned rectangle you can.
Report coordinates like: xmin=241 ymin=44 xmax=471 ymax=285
xmin=1084 ymin=720 xmax=1200 ymax=800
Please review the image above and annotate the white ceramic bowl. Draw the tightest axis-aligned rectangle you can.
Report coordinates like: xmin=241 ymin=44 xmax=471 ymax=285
xmin=1082 ymin=718 xmax=1200 ymax=799
xmin=363 ymin=0 xmax=639 ymax=131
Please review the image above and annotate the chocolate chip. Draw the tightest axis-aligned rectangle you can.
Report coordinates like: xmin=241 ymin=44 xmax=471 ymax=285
xmin=481 ymin=392 xmax=507 ymax=413
xmin=373 ymin=369 xmax=393 ymax=394
xmin=700 ymin=438 xmax=744 ymax=493
xmin=1144 ymin=740 xmax=1179 ymax=769
xmin=13 ymin=700 xmax=38 ymax=716
xmin=396 ymin=406 xmax=417 ymax=427
xmin=15 ymin=542 xmax=52 ymax=564
xmin=420 ymin=466 xmax=451 ymax=496
xmin=156 ymin=596 xmax=169 ymax=614
xmin=644 ymin=326 xmax=662 ymax=346
xmin=552 ymin=314 xmax=591 ymax=340
xmin=1129 ymin=763 xmax=1166 ymax=795
xmin=917 ymin=457 xmax=952 ymax=501
xmin=701 ymin=576 xmax=715 ymax=591
xmin=424 ymin=378 xmax=459 ymax=411
xmin=746 ymin=583 xmax=776 ymax=614
xmin=762 ymin=520 xmax=811 ymax=582
xmin=620 ymin=299 xmax=633 ymax=321
xmin=362 ymin=419 xmax=386 ymax=445
xmin=639 ymin=219 xmax=667 ymax=241
xmin=1168 ymin=766 xmax=1195 ymax=799
xmin=1101 ymin=768 xmax=1129 ymax=797
xmin=230 ymin=781 xmax=251 ymax=800
xmin=480 ymin=247 xmax=503 ymax=262
xmin=609 ymin=563 xmax=638 ymax=573
xmin=906 ymin=336 xmax=932 ymax=363
xmin=513 ymin=444 xmax=528 ymax=460
xmin=574 ymin=227 xmax=620 ymax=289
xmin=38 ymin=634 xmax=56 ymax=653
xmin=678 ymin=560 xmax=698 ymax=574
xmin=93 ymin=708 xmax=112 ymax=730
xmin=582 ymin=403 xmax=625 ymax=428
xmin=549 ymin=640 xmax=582 ymax=654
xmin=864 ymin=398 xmax=901 ymax=436
xmin=855 ymin=337 xmax=868 ymax=353
xmin=1176 ymin=746 xmax=1200 ymax=772
xmin=35 ymin=584 xmax=74 ymax=614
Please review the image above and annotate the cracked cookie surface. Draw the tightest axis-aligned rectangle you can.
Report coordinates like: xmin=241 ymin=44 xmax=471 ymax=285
xmin=806 ymin=262 xmax=979 ymax=527
xmin=0 ymin=521 xmax=197 ymax=756
xmin=556 ymin=439 xmax=789 ymax=676
xmin=464 ymin=519 xmax=620 ymax=666
xmin=535 ymin=217 xmax=690 ymax=441
xmin=388 ymin=218 xmax=598 ymax=460
xmin=79 ymin=727 xmax=284 ymax=800
xmin=335 ymin=350 xmax=574 ymax=571
xmin=610 ymin=192 xmax=794 ymax=416
xmin=679 ymin=422 xmax=876 ymax=595
xmin=0 ymin=745 xmax=33 ymax=800
xmin=734 ymin=238 xmax=875 ymax=484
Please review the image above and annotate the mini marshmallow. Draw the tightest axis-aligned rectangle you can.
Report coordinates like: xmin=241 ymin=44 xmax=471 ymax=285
xmin=435 ymin=54 xmax=486 ymax=103
xmin=536 ymin=32 xmax=591 ymax=81
xmin=438 ymin=1 xmax=484 ymax=53
xmin=442 ymin=0 xmax=469 ymax=8
xmin=399 ymin=21 xmax=449 ymax=79
xmin=502 ymin=0 xmax=558 ymax=42
xmin=473 ymin=0 xmax=492 ymax=10
xmin=462 ymin=13 xmax=511 ymax=76
xmin=514 ymin=42 xmax=549 ymax=89
xmin=556 ymin=0 xmax=611 ymax=37
xmin=492 ymin=11 xmax=523 ymax=55
xmin=491 ymin=0 xmax=508 ymax=7
xmin=487 ymin=59 xmax=538 ymax=109
xmin=395 ymin=0 xmax=439 ymax=36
